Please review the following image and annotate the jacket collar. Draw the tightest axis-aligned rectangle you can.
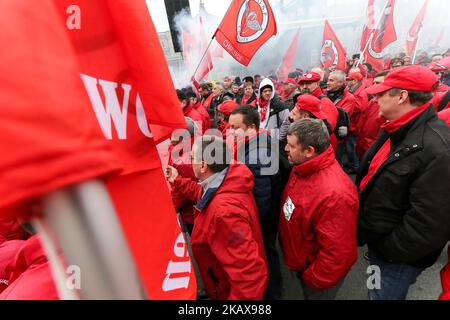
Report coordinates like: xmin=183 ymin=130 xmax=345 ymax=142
xmin=292 ymin=146 xmax=335 ymax=176
xmin=195 ymin=168 xmax=229 ymax=211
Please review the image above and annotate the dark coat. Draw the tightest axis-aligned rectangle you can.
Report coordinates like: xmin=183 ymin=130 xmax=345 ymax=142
xmin=356 ymin=106 xmax=450 ymax=268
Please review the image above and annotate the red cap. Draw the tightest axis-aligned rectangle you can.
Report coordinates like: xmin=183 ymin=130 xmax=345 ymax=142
xmin=217 ymin=100 xmax=238 ymax=116
xmin=347 ymin=72 xmax=364 ymax=81
xmin=284 ymin=78 xmax=298 ymax=85
xmin=295 ymin=95 xmax=326 ymax=120
xmin=428 ymin=63 xmax=447 ymax=73
xmin=298 ymin=72 xmax=321 ymax=83
xmin=365 ymin=65 xmax=439 ymax=95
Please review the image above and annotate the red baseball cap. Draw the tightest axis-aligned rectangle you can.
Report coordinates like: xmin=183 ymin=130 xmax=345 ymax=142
xmin=298 ymin=72 xmax=321 ymax=83
xmin=365 ymin=65 xmax=439 ymax=95
xmin=296 ymin=95 xmax=326 ymax=120
xmin=347 ymin=72 xmax=364 ymax=81
xmin=218 ymin=100 xmax=238 ymax=116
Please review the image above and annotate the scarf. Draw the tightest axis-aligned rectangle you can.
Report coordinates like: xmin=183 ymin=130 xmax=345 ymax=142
xmin=327 ymin=85 xmax=345 ymax=103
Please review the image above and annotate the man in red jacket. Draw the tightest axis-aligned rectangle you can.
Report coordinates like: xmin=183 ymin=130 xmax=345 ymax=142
xmin=279 ymin=119 xmax=359 ymax=300
xmin=177 ymin=90 xmax=207 ymax=134
xmin=166 ymin=135 xmax=268 ymax=300
xmin=327 ymin=70 xmax=360 ymax=174
xmin=355 ymin=71 xmax=389 ymax=158
xmin=298 ymin=71 xmax=338 ymax=131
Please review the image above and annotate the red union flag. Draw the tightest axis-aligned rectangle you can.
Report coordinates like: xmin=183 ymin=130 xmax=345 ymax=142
xmin=364 ymin=0 xmax=397 ymax=71
xmin=0 ymin=0 xmax=196 ymax=300
xmin=321 ymin=20 xmax=347 ymax=71
xmin=360 ymin=0 xmax=375 ymax=51
xmin=194 ymin=16 xmax=214 ymax=82
xmin=277 ymin=29 xmax=300 ymax=82
xmin=406 ymin=0 xmax=428 ymax=56
xmin=215 ymin=0 xmax=277 ymax=66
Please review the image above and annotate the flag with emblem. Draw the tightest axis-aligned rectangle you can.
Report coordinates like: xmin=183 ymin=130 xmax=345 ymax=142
xmin=321 ymin=20 xmax=346 ymax=71
xmin=214 ymin=0 xmax=277 ymax=66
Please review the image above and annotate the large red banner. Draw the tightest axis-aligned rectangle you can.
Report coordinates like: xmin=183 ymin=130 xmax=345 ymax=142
xmin=0 ymin=0 xmax=196 ymax=299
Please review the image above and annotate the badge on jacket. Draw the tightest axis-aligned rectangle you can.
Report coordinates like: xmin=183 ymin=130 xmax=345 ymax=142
xmin=283 ymin=197 xmax=295 ymax=221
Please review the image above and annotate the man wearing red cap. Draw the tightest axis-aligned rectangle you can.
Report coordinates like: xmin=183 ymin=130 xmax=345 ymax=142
xmin=289 ymin=94 xmax=338 ymax=151
xmin=279 ymin=119 xmax=358 ymax=299
xmin=429 ymin=63 xmax=450 ymax=111
xmin=327 ymin=70 xmax=360 ymax=174
xmin=216 ymin=100 xmax=239 ymax=136
xmin=297 ymin=71 xmax=338 ymax=131
xmin=357 ymin=65 xmax=450 ymax=300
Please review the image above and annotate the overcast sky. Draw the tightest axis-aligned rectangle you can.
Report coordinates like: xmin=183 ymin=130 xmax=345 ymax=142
xmin=147 ymin=0 xmax=233 ymax=32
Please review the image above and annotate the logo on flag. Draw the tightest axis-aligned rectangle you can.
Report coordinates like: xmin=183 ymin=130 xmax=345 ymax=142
xmin=237 ymin=0 xmax=269 ymax=43
xmin=321 ymin=40 xmax=339 ymax=67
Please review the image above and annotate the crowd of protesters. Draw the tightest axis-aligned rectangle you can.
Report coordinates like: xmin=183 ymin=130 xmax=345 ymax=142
xmin=167 ymin=48 xmax=450 ymax=300
xmin=1 ymin=49 xmax=450 ymax=301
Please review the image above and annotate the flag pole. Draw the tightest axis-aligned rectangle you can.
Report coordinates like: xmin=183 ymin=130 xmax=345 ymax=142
xmin=412 ymin=25 xmax=423 ymax=64
xmin=192 ymin=1 xmax=234 ymax=82
xmin=357 ymin=0 xmax=390 ymax=67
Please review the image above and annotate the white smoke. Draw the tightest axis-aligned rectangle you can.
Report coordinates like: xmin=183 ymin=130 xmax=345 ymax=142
xmin=153 ymin=0 xmax=450 ymax=88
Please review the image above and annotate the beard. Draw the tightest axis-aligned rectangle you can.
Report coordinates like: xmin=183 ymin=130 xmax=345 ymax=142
xmin=300 ymin=88 xmax=311 ymax=95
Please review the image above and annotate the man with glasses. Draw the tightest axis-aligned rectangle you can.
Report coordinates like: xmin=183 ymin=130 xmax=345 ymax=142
xmin=357 ymin=65 xmax=450 ymax=300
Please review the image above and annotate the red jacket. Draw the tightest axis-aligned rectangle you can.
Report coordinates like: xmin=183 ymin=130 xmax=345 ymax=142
xmin=0 ymin=235 xmax=58 ymax=300
xmin=278 ymin=146 xmax=359 ymax=290
xmin=0 ymin=218 xmax=26 ymax=245
xmin=439 ymin=248 xmax=450 ymax=300
xmin=193 ymin=102 xmax=211 ymax=133
xmin=0 ymin=240 xmax=24 ymax=293
xmin=172 ymin=164 xmax=268 ymax=299
xmin=352 ymin=84 xmax=370 ymax=136
xmin=202 ymin=94 xmax=214 ymax=110
xmin=356 ymin=99 xmax=385 ymax=158
xmin=183 ymin=103 xmax=206 ymax=134
xmin=439 ymin=108 xmax=450 ymax=125
xmin=311 ymin=87 xmax=338 ymax=131
xmin=168 ymin=141 xmax=198 ymax=225
xmin=335 ymin=89 xmax=358 ymax=136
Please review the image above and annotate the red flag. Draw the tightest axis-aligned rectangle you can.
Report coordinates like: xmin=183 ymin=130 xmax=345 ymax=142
xmin=215 ymin=0 xmax=277 ymax=66
xmin=360 ymin=0 xmax=376 ymax=51
xmin=0 ymin=0 xmax=120 ymax=211
xmin=194 ymin=16 xmax=213 ymax=82
xmin=277 ymin=29 xmax=300 ymax=82
xmin=364 ymin=0 xmax=397 ymax=71
xmin=182 ymin=31 xmax=194 ymax=65
xmin=1 ymin=0 xmax=196 ymax=300
xmin=321 ymin=20 xmax=347 ymax=71
xmin=406 ymin=0 xmax=428 ymax=56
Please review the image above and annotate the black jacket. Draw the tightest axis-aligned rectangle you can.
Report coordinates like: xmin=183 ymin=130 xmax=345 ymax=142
xmin=356 ymin=106 xmax=450 ymax=268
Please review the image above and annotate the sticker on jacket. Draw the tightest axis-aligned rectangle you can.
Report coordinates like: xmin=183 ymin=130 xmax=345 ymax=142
xmin=283 ymin=197 xmax=295 ymax=221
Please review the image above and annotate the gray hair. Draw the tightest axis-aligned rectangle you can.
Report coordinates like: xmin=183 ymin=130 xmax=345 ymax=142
xmin=214 ymin=82 xmax=225 ymax=91
xmin=288 ymin=119 xmax=330 ymax=154
xmin=193 ymin=135 xmax=230 ymax=173
xmin=330 ymin=70 xmax=346 ymax=82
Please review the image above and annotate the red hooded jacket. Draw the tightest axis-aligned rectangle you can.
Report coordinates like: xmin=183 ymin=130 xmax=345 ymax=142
xmin=356 ymin=99 xmax=385 ymax=158
xmin=0 ymin=235 xmax=58 ymax=300
xmin=351 ymin=84 xmax=370 ymax=136
xmin=335 ymin=89 xmax=358 ymax=135
xmin=171 ymin=164 xmax=268 ymax=299
xmin=278 ymin=146 xmax=359 ymax=290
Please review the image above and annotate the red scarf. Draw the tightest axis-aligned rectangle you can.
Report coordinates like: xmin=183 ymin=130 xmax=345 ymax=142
xmin=258 ymin=98 xmax=269 ymax=121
